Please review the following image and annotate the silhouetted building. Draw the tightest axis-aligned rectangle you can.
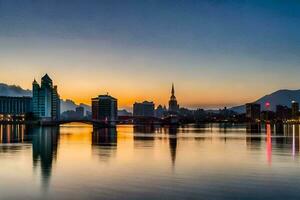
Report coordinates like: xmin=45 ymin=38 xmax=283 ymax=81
xmin=276 ymin=105 xmax=291 ymax=121
xmin=32 ymin=74 xmax=60 ymax=121
xmin=246 ymin=103 xmax=261 ymax=121
xmin=75 ymin=106 xmax=84 ymax=118
xmin=0 ymin=96 xmax=32 ymax=119
xmin=168 ymin=83 xmax=179 ymax=113
xmin=261 ymin=110 xmax=275 ymax=122
xmin=133 ymin=101 xmax=155 ymax=117
xmin=92 ymin=94 xmax=118 ymax=124
xmin=179 ymin=107 xmax=195 ymax=123
xmin=292 ymin=101 xmax=299 ymax=120
xmin=194 ymin=108 xmax=206 ymax=122
xmin=155 ymin=105 xmax=167 ymax=118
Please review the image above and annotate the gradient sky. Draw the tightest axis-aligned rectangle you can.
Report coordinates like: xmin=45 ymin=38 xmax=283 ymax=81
xmin=1 ymin=0 xmax=300 ymax=109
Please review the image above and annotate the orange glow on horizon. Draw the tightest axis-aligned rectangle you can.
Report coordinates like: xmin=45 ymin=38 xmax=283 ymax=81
xmin=0 ymin=71 xmax=271 ymax=109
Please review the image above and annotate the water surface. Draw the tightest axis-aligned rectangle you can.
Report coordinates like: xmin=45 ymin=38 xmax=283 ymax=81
xmin=0 ymin=123 xmax=299 ymax=200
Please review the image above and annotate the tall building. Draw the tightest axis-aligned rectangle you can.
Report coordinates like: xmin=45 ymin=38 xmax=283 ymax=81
xmin=0 ymin=96 xmax=32 ymax=120
xmin=291 ymin=101 xmax=299 ymax=120
xmin=168 ymin=83 xmax=179 ymax=113
xmin=133 ymin=101 xmax=155 ymax=117
xmin=246 ymin=103 xmax=261 ymax=121
xmin=32 ymin=74 xmax=60 ymax=121
xmin=92 ymin=94 xmax=118 ymax=124
xmin=276 ymin=105 xmax=291 ymax=121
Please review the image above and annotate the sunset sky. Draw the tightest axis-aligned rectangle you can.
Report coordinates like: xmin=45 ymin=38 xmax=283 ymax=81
xmin=1 ymin=0 xmax=300 ymax=109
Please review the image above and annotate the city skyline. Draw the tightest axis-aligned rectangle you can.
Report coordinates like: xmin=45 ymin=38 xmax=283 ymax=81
xmin=2 ymin=1 xmax=300 ymax=199
xmin=1 ymin=0 xmax=300 ymax=109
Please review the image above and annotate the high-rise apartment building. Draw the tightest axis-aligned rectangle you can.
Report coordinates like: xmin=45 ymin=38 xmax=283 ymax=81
xmin=133 ymin=101 xmax=155 ymax=117
xmin=246 ymin=103 xmax=261 ymax=121
xmin=32 ymin=74 xmax=60 ymax=121
xmin=92 ymin=94 xmax=117 ymax=124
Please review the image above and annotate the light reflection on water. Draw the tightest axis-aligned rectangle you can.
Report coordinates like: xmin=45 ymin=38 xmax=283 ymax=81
xmin=0 ymin=123 xmax=300 ymax=199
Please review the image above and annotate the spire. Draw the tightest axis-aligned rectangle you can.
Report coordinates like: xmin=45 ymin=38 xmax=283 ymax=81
xmin=171 ymin=83 xmax=175 ymax=96
xmin=33 ymin=78 xmax=39 ymax=86
xmin=42 ymin=73 xmax=52 ymax=82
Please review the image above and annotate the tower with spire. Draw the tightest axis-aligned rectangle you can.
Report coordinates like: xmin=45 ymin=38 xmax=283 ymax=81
xmin=32 ymin=74 xmax=60 ymax=121
xmin=168 ymin=83 xmax=179 ymax=113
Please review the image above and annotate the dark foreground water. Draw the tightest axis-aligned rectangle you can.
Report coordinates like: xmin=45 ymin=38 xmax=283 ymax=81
xmin=0 ymin=123 xmax=300 ymax=200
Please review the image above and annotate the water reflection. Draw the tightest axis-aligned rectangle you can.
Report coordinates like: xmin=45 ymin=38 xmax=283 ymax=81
xmin=0 ymin=124 xmax=31 ymax=154
xmin=92 ymin=127 xmax=117 ymax=161
xmin=133 ymin=125 xmax=155 ymax=149
xmin=0 ymin=124 xmax=59 ymax=191
xmin=0 ymin=124 xmax=28 ymax=143
xmin=245 ymin=123 xmax=262 ymax=154
xmin=132 ymin=125 xmax=179 ymax=166
xmin=3 ymin=123 xmax=300 ymax=199
xmin=167 ymin=126 xmax=178 ymax=167
xmin=31 ymin=126 xmax=59 ymax=190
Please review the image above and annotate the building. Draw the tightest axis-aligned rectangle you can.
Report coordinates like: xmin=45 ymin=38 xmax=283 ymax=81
xmin=32 ymin=74 xmax=60 ymax=121
xmin=291 ymin=101 xmax=299 ymax=120
xmin=133 ymin=101 xmax=155 ymax=117
xmin=75 ymin=106 xmax=84 ymax=118
xmin=168 ymin=83 xmax=179 ymax=113
xmin=276 ymin=105 xmax=291 ymax=121
xmin=155 ymin=105 xmax=167 ymax=118
xmin=0 ymin=96 xmax=32 ymax=120
xmin=260 ymin=110 xmax=275 ymax=122
xmin=92 ymin=94 xmax=118 ymax=124
xmin=246 ymin=103 xmax=261 ymax=121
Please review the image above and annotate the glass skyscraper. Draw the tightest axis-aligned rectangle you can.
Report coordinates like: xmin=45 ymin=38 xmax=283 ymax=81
xmin=32 ymin=74 xmax=60 ymax=121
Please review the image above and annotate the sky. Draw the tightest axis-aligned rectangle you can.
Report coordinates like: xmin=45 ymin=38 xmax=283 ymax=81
xmin=0 ymin=0 xmax=300 ymax=109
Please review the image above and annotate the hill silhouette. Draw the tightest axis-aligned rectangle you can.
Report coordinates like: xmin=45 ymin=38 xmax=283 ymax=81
xmin=231 ymin=89 xmax=300 ymax=113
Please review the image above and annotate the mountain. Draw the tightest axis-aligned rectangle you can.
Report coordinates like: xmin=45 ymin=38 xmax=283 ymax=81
xmin=0 ymin=83 xmax=31 ymax=97
xmin=0 ymin=83 xmax=91 ymax=114
xmin=231 ymin=89 xmax=300 ymax=113
xmin=60 ymin=99 xmax=91 ymax=113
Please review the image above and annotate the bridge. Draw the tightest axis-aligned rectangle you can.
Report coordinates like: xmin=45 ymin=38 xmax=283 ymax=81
xmin=0 ymin=115 xmax=179 ymax=126
xmin=41 ymin=119 xmax=117 ymax=127
xmin=59 ymin=116 xmax=164 ymax=125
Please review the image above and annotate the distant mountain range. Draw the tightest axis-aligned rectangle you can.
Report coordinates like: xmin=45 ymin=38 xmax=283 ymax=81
xmin=231 ymin=89 xmax=300 ymax=113
xmin=0 ymin=83 xmax=91 ymax=113
xmin=0 ymin=83 xmax=31 ymax=97
xmin=60 ymin=99 xmax=91 ymax=114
